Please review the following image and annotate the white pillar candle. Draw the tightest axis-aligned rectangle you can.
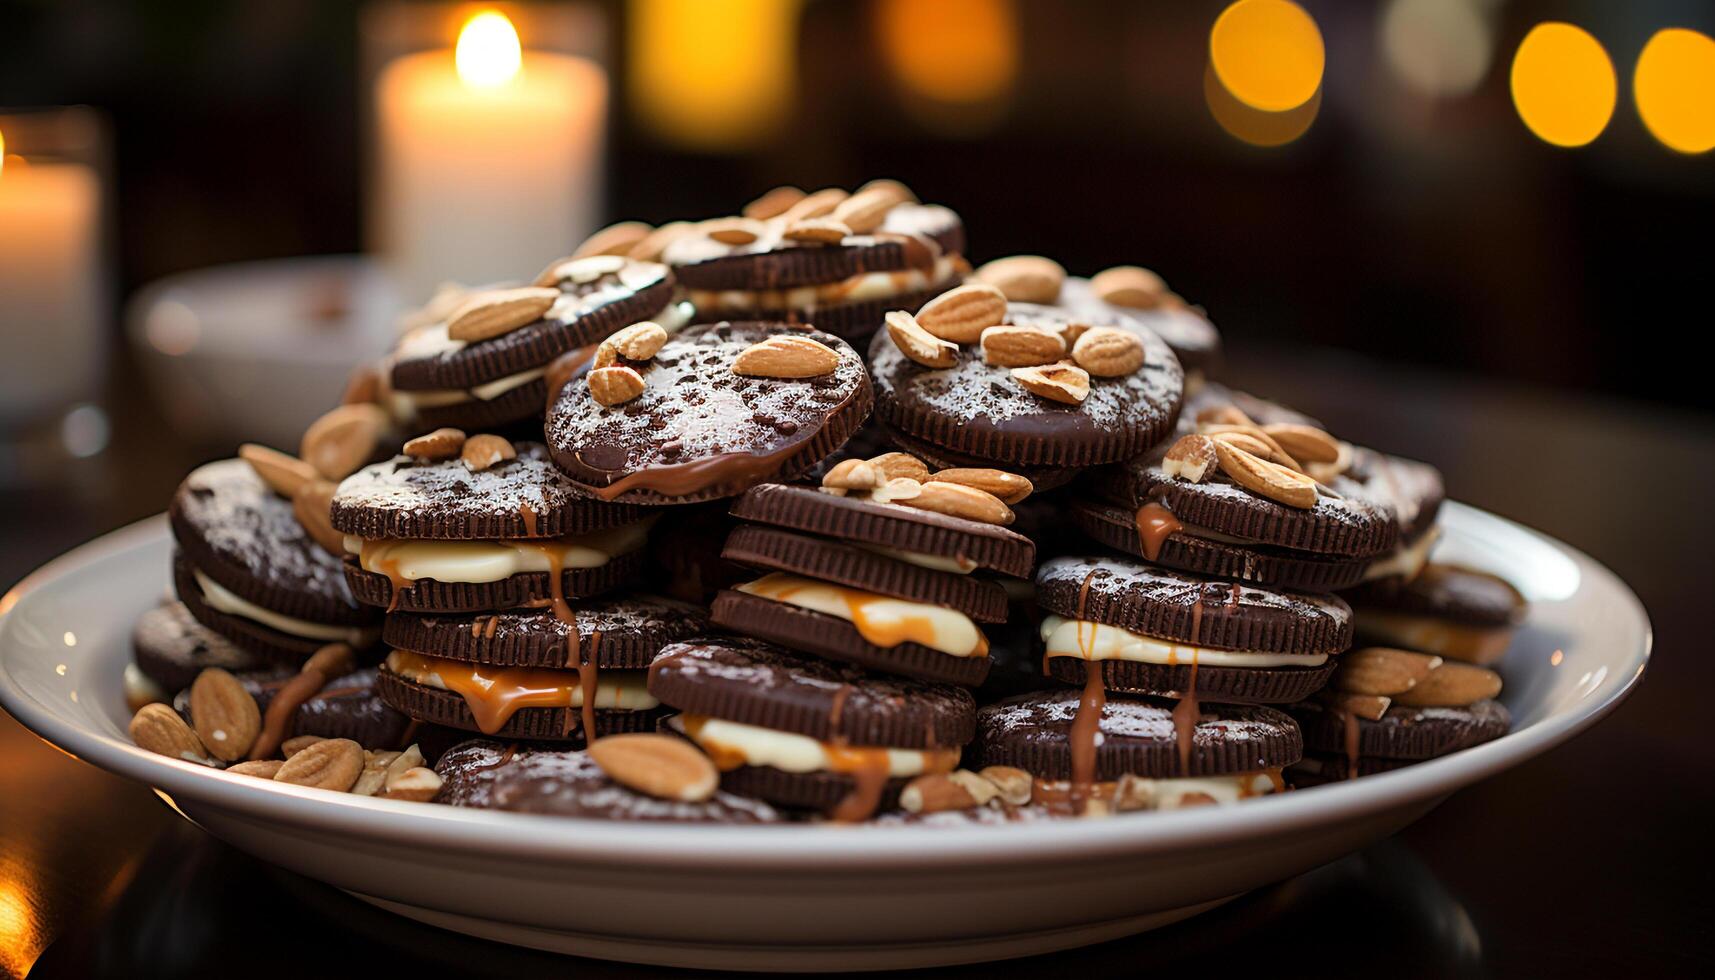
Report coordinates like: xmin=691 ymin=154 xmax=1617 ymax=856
xmin=373 ymin=11 xmax=607 ymax=303
xmin=0 ymin=144 xmax=103 ymax=420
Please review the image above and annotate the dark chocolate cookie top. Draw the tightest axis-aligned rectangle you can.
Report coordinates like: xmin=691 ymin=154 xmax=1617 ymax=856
xmin=868 ymin=306 xmax=1183 ymax=468
xmin=169 ymin=459 xmax=365 ymax=622
xmin=1181 ymin=382 xmax=1320 ymax=429
xmin=665 ymin=204 xmax=965 ymax=290
xmin=132 ymin=601 xmax=269 ymax=693
xmin=390 ymin=261 xmax=674 ymax=390
xmin=975 ymin=689 xmax=1302 ymax=779
xmin=1345 ymin=448 xmax=1445 ymax=544
xmin=648 ymin=636 xmax=976 ymax=749
xmin=1289 ymin=697 xmax=1510 ymax=761
xmin=1347 ymin=563 xmax=1527 ymax=628
xmin=1056 ymin=277 xmax=1222 ymax=375
xmin=1035 ymin=556 xmax=1352 ymax=656
xmin=331 ymin=442 xmax=643 ymax=540
xmin=728 ymin=483 xmax=1036 ymax=579
xmin=383 ymin=595 xmax=711 ymax=670
xmin=434 ymin=739 xmax=784 ymax=822
xmin=1093 ymin=441 xmax=1399 ymax=558
xmin=545 ymin=321 xmax=873 ymax=505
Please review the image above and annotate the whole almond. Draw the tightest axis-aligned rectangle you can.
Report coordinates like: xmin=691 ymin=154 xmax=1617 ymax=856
xmin=380 ymin=766 xmax=444 ymax=802
xmin=931 ymin=467 xmax=1033 ymax=505
xmin=403 ymin=427 xmax=466 ymax=461
xmin=884 ymin=311 xmax=959 ymax=369
xmin=340 ymin=362 xmax=384 ymax=407
xmin=822 ymin=458 xmax=882 ymax=491
xmin=588 ymin=733 xmax=719 ymax=802
xmin=901 ymin=480 xmax=1015 ymax=525
xmin=129 ymin=703 xmax=211 ymax=764
xmin=1213 ymin=441 xmax=1318 ymax=509
xmin=980 ymin=325 xmax=1066 ymax=368
xmin=1195 ymin=404 xmax=1253 ymax=427
xmin=978 ymin=765 xmax=1033 ymax=805
xmin=868 ymin=477 xmax=923 ymax=504
xmin=292 ymin=479 xmax=345 ymax=555
xmin=1306 ymin=440 xmax=1355 ymax=483
xmin=869 ymin=452 xmax=931 ymax=483
xmin=282 ymin=735 xmax=326 ymax=758
xmin=1262 ymin=423 xmax=1342 ymax=465
xmin=446 ymin=286 xmax=558 ymax=342
xmin=743 ymin=185 xmax=806 ymax=220
xmin=731 ymin=334 xmax=841 ymax=379
xmin=1324 ymin=690 xmax=1393 ymax=722
xmin=780 ymin=187 xmax=848 ymax=222
xmin=189 ymin=667 xmax=261 ymax=761
xmin=856 ymin=177 xmax=917 ymax=206
xmin=915 ymin=284 xmax=1008 ymax=343
xmin=1334 ymin=647 xmax=1444 ymax=697
xmin=608 ymin=321 xmax=669 ymax=361
xmin=973 ymin=255 xmax=1066 ymax=304
xmin=574 ymin=220 xmax=653 ymax=258
xmin=1090 ymin=265 xmax=1169 ymax=309
xmin=461 ymin=433 xmax=517 ymax=472
xmin=1209 ymin=430 xmax=1281 ymax=461
xmin=1206 ymin=425 xmax=1302 ymax=471
xmin=899 ymin=772 xmax=979 ymax=814
xmin=1162 ymin=434 xmax=1218 ymax=482
xmin=299 ymin=403 xmax=389 ymax=481
xmin=587 ymin=365 xmax=646 ymax=408
xmin=227 ymin=759 xmax=285 ymax=779
xmin=703 ymin=217 xmax=767 ymax=246
xmin=1071 ymin=326 xmax=1146 ymax=377
xmin=627 ymin=221 xmax=696 ymax=262
xmin=536 ymin=253 xmax=627 ymax=287
xmin=830 ymin=187 xmax=899 ymax=234
xmin=1393 ymin=661 xmax=1503 ymax=708
xmin=1011 ymin=361 xmax=1090 ymax=405
xmin=783 ymin=217 xmax=851 ymax=245
xmin=239 ymin=443 xmax=318 ymax=498
xmin=352 ymin=750 xmax=403 ymax=796
xmin=274 ymin=737 xmax=364 ymax=791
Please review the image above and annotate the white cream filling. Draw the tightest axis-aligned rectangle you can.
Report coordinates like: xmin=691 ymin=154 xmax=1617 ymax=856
xmin=123 ymin=663 xmax=168 ymax=712
xmin=855 ymin=543 xmax=977 ymax=575
xmin=735 ymin=572 xmax=983 ymax=657
xmin=346 ymin=522 xmax=649 ymax=585
xmin=670 ymin=716 xmax=943 ymax=777
xmin=688 ymin=256 xmax=962 ymax=314
xmin=192 ymin=569 xmax=378 ymax=644
xmin=1040 ymin=615 xmax=1328 ymax=668
xmin=1360 ymin=525 xmax=1442 ymax=583
xmin=383 ymin=652 xmax=658 ymax=709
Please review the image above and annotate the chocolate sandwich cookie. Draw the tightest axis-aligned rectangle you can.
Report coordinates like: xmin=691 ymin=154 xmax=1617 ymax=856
xmin=645 ymin=502 xmax=752 ymax=604
xmin=332 ymin=441 xmax=649 ymax=613
xmin=667 ymin=196 xmax=968 ymax=341
xmin=375 ymin=597 xmax=702 ymax=743
xmin=436 ymin=739 xmax=784 ymax=822
xmin=1346 ymin=563 xmax=1526 ymax=666
xmin=868 ymin=301 xmax=1183 ymax=472
xmin=133 ymin=601 xmax=269 ymax=694
xmin=1056 ymin=278 xmax=1223 ymax=381
xmin=973 ymin=689 xmax=1298 ymax=814
xmin=877 ymin=424 xmax=1085 ymax=492
xmin=386 ymin=257 xmax=679 ymax=430
xmin=544 ymin=321 xmax=872 ymax=505
xmin=649 ymin=637 xmax=974 ymax=818
xmin=1035 ymin=556 xmax=1349 ymax=704
xmin=1345 ymin=449 xmax=1446 ymax=587
xmin=174 ymin=667 xmax=413 ymax=750
xmin=169 ymin=459 xmax=379 ymax=662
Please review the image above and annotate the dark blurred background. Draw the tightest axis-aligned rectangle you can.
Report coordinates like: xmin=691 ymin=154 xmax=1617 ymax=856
xmin=1 ymin=0 xmax=1710 ymax=415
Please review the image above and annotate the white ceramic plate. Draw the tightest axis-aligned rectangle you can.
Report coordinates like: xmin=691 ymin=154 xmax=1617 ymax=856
xmin=0 ymin=503 xmax=1649 ymax=972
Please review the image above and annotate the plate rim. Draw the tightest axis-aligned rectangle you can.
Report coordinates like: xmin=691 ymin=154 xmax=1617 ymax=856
xmin=0 ymin=503 xmax=1651 ymax=872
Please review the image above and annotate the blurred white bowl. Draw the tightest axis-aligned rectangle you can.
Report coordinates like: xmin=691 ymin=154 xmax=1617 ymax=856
xmin=126 ymin=255 xmax=401 ymax=449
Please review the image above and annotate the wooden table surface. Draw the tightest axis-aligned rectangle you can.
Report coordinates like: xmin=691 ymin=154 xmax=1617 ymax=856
xmin=3 ymin=345 xmax=1709 ymax=979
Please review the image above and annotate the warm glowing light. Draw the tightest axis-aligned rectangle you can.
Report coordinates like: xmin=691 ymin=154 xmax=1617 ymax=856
xmin=0 ymin=127 xmax=6 ymax=180
xmin=1380 ymin=0 xmax=1493 ymax=98
xmin=877 ymin=0 xmax=1018 ymax=106
xmin=0 ymin=879 xmax=43 ymax=978
xmin=1205 ymin=60 xmax=1319 ymax=146
xmin=630 ymin=0 xmax=802 ymax=151
xmin=1210 ymin=0 xmax=1325 ymax=112
xmin=1634 ymin=28 xmax=1715 ymax=154
xmin=1550 ymin=649 xmax=1564 ymax=667
xmin=1510 ymin=22 xmax=1616 ymax=148
xmin=63 ymin=631 xmax=77 ymax=647
xmin=455 ymin=11 xmax=523 ymax=89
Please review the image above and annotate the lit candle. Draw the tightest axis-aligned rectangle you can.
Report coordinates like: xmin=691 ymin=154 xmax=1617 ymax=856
xmin=372 ymin=10 xmax=607 ymax=303
xmin=0 ymin=130 xmax=104 ymax=420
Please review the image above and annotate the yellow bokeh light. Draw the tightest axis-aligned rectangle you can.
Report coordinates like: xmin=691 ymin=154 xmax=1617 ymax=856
xmin=1205 ymin=61 xmax=1319 ymax=147
xmin=1634 ymin=28 xmax=1715 ymax=154
xmin=455 ymin=10 xmax=523 ymax=89
xmin=1210 ymin=0 xmax=1325 ymax=112
xmin=629 ymin=0 xmax=803 ymax=151
xmin=876 ymin=0 xmax=1018 ymax=106
xmin=1510 ymin=22 xmax=1616 ymax=148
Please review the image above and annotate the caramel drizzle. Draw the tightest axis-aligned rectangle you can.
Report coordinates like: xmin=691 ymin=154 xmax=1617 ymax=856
xmin=391 ymin=650 xmax=617 ymax=736
xmin=1133 ymin=502 xmax=1183 ymax=563
xmin=824 ymin=746 xmax=894 ymax=823
xmin=250 ymin=665 xmax=340 ymax=760
xmin=519 ymin=501 xmax=539 ymax=538
xmin=1066 ymin=569 xmax=1104 ymax=815
xmin=1170 ymin=593 xmax=1204 ymax=775
xmin=754 ymin=575 xmax=984 ymax=656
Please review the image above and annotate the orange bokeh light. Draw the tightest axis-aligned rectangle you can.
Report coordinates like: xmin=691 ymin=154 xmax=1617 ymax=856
xmin=1510 ymin=22 xmax=1616 ymax=148
xmin=1634 ymin=27 xmax=1715 ymax=154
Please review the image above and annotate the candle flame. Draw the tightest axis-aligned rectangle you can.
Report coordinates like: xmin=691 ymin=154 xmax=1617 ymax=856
xmin=457 ymin=11 xmax=523 ymax=88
